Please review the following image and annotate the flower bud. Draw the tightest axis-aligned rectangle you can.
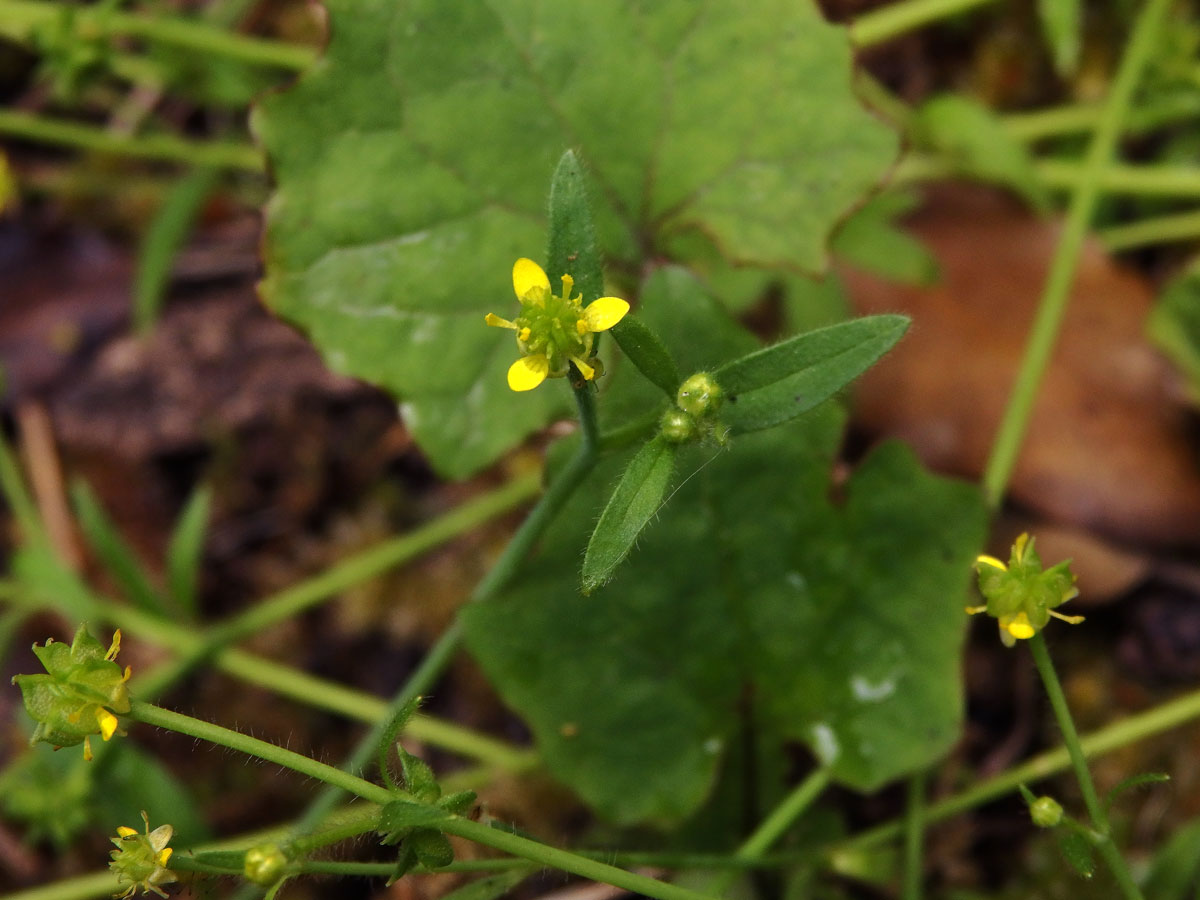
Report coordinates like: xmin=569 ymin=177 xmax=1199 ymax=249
xmin=659 ymin=408 xmax=697 ymax=444
xmin=244 ymin=843 xmax=288 ymax=886
xmin=1029 ymin=795 xmax=1064 ymax=828
xmin=676 ymin=372 xmax=723 ymax=418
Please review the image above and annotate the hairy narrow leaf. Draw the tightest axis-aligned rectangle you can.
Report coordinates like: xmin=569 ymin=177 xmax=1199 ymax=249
xmin=546 ymin=150 xmax=604 ymax=304
xmin=610 ymin=316 xmax=681 ymax=397
xmin=582 ymin=436 xmax=678 ymax=594
xmin=716 ymin=315 xmax=909 ymax=434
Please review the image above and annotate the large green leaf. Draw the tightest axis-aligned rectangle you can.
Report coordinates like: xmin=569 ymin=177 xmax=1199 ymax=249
xmin=255 ymin=0 xmax=897 ymax=476
xmin=461 ymin=270 xmax=986 ymax=823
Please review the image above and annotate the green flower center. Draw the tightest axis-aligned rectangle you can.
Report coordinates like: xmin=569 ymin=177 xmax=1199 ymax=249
xmin=515 ymin=280 xmax=593 ymax=376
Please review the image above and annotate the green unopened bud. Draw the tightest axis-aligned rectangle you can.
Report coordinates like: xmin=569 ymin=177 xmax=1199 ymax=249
xmin=659 ymin=408 xmax=697 ymax=444
xmin=676 ymin=372 xmax=723 ymax=418
xmin=12 ymin=625 xmax=131 ymax=760
xmin=1029 ymin=795 xmax=1064 ymax=828
xmin=244 ymin=843 xmax=287 ymax=886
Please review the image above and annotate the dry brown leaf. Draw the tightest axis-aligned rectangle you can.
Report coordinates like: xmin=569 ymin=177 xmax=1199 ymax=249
xmin=847 ymin=185 xmax=1200 ymax=549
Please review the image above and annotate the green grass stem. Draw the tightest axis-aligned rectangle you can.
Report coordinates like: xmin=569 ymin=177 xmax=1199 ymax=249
xmin=980 ymin=0 xmax=1174 ymax=507
xmin=0 ymin=0 xmax=315 ymax=70
xmin=0 ymin=110 xmax=263 ymax=171
xmin=849 ymin=0 xmax=999 ymax=46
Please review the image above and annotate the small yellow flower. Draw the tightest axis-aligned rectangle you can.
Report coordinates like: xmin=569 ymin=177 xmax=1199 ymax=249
xmin=486 ymin=258 xmax=629 ymax=391
xmin=109 ymin=812 xmax=176 ymax=898
xmin=967 ymin=534 xmax=1083 ymax=646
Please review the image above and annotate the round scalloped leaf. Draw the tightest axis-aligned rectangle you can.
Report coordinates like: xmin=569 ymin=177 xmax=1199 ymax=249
xmin=255 ymin=0 xmax=896 ymax=476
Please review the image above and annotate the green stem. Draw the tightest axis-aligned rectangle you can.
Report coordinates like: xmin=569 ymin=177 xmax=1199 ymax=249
xmin=1100 ymin=207 xmax=1200 ymax=251
xmin=131 ymin=700 xmax=396 ymax=803
xmin=1028 ymin=635 xmax=1143 ymax=899
xmin=128 ymin=701 xmax=715 ymax=900
xmin=0 ymin=110 xmax=263 ymax=171
xmin=710 ymin=768 xmax=831 ymax=896
xmin=444 ymin=819 xmax=717 ymax=900
xmin=735 ymin=768 xmax=831 ymax=861
xmin=980 ymin=0 xmax=1172 ymax=508
xmin=902 ymin=771 xmax=926 ymax=900
xmin=0 ymin=0 xmax=316 ymax=70
xmin=849 ymin=0 xmax=999 ymax=47
xmin=839 ymin=682 xmax=1200 ymax=850
xmin=894 ymin=154 xmax=1200 ymax=199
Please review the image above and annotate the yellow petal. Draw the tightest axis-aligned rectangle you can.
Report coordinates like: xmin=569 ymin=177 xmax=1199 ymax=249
xmin=513 ymin=258 xmax=550 ymax=302
xmin=571 ymin=356 xmax=595 ymax=380
xmin=1004 ymin=613 xmax=1035 ymax=640
xmin=508 ymin=355 xmax=550 ymax=391
xmin=485 ymin=313 xmax=518 ymax=330
xmin=158 ymin=848 xmax=173 ymax=866
xmin=97 ymin=708 xmax=119 ymax=740
xmin=117 ymin=826 xmax=138 ymax=838
xmin=582 ymin=297 xmax=629 ymax=332
xmin=976 ymin=554 xmax=1007 ymax=571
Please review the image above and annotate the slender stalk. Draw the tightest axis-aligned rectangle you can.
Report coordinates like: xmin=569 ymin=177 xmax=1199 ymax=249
xmin=127 ymin=701 xmax=716 ymax=900
xmin=0 ymin=110 xmax=263 ymax=171
xmin=849 ymin=0 xmax=999 ymax=47
xmin=902 ymin=771 xmax=926 ymax=900
xmin=131 ymin=700 xmax=396 ymax=802
xmin=894 ymin=154 xmax=1200 ymax=199
xmin=443 ymin=818 xmax=717 ymax=900
xmin=1028 ymin=635 xmax=1143 ymax=899
xmin=0 ymin=0 xmax=316 ymax=70
xmin=735 ymin=768 xmax=831 ymax=861
xmin=1035 ymin=159 xmax=1200 ymax=198
xmin=839 ymin=682 xmax=1200 ymax=851
xmin=980 ymin=0 xmax=1173 ymax=508
xmin=1100 ymin=207 xmax=1200 ymax=251
xmin=710 ymin=768 xmax=831 ymax=896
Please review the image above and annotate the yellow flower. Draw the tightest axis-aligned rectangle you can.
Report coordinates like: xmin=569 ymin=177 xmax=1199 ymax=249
xmin=486 ymin=258 xmax=629 ymax=391
xmin=966 ymin=535 xmax=1083 ymax=646
xmin=109 ymin=812 xmax=176 ymax=898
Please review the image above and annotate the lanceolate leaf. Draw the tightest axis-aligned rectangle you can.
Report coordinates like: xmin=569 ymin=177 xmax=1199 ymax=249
xmin=716 ymin=315 xmax=909 ymax=434
xmin=582 ymin=435 xmax=678 ymax=594
xmin=256 ymin=0 xmax=896 ymax=476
